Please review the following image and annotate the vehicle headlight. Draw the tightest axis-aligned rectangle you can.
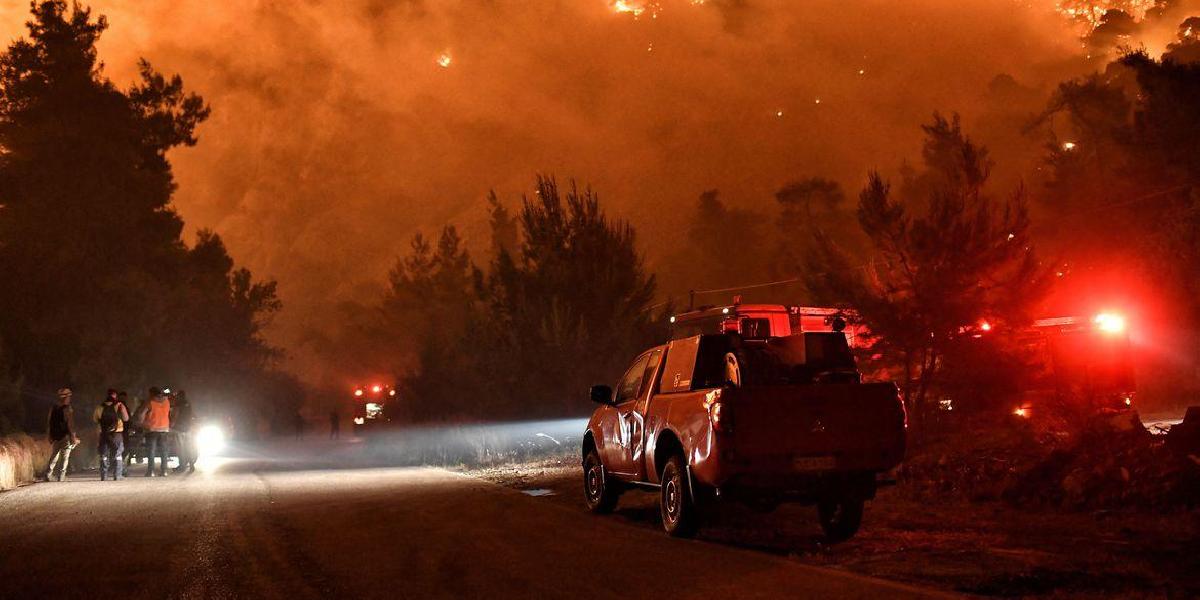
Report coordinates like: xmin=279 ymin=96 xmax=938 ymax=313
xmin=196 ymin=425 xmax=226 ymax=457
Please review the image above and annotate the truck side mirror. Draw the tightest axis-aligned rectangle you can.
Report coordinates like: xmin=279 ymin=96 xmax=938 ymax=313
xmin=590 ymin=385 xmax=614 ymax=405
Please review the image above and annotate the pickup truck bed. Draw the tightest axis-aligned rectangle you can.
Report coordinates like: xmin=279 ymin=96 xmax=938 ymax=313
xmin=703 ymin=383 xmax=905 ymax=488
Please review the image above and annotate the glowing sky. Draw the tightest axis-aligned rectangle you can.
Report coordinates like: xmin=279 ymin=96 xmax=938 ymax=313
xmin=2 ymin=0 xmax=1196 ymax=378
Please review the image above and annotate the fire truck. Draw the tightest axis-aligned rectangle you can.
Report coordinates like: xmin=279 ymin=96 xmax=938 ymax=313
xmin=1008 ymin=312 xmax=1135 ymax=418
xmin=351 ymin=383 xmax=395 ymax=436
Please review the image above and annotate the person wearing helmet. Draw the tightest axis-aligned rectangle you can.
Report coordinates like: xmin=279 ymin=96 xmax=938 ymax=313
xmin=43 ymin=388 xmax=79 ymax=482
xmin=141 ymin=388 xmax=172 ymax=477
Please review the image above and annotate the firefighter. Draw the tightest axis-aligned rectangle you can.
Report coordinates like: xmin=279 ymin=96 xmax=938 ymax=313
xmin=93 ymin=389 xmax=129 ymax=481
xmin=171 ymin=390 xmax=197 ymax=474
xmin=118 ymin=390 xmax=136 ymax=465
xmin=43 ymin=388 xmax=79 ymax=482
xmin=140 ymin=388 xmax=172 ymax=477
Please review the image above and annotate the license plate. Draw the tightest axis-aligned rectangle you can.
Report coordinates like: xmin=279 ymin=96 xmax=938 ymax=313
xmin=793 ymin=456 xmax=836 ymax=471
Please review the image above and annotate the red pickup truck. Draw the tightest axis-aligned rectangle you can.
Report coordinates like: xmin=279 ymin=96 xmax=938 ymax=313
xmin=582 ymin=331 xmax=906 ymax=540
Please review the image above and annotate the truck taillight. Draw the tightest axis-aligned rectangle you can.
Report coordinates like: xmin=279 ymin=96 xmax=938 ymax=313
xmin=705 ymin=389 xmax=730 ymax=432
xmin=709 ymin=401 xmax=728 ymax=432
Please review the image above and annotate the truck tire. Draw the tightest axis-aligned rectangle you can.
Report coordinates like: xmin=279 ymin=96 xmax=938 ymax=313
xmin=583 ymin=448 xmax=620 ymax=514
xmin=817 ymin=497 xmax=864 ymax=542
xmin=660 ymin=455 xmax=700 ymax=537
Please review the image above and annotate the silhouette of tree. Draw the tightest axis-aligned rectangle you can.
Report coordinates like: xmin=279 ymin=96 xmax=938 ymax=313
xmin=807 ymin=115 xmax=1049 ymax=431
xmin=0 ymin=2 xmax=291 ymax=431
xmin=486 ymin=191 xmax=519 ymax=262
xmin=481 ymin=176 xmax=661 ymax=417
xmin=375 ymin=177 xmax=663 ymax=421
xmin=775 ymin=177 xmax=863 ymax=280
xmin=1165 ymin=16 xmax=1200 ymax=64
xmin=1036 ymin=50 xmax=1200 ymax=313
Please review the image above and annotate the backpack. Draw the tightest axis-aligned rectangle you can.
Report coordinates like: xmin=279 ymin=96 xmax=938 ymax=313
xmin=48 ymin=405 xmax=70 ymax=441
xmin=99 ymin=402 xmax=119 ymax=434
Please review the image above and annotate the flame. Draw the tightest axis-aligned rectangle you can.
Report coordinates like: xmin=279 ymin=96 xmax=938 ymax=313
xmin=436 ymin=51 xmax=453 ymax=68
xmin=1055 ymin=1 xmax=1159 ymax=31
xmin=612 ymin=0 xmax=646 ymax=17
xmin=611 ymin=0 xmax=667 ymax=19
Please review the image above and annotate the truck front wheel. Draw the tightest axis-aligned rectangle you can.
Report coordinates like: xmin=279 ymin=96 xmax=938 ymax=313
xmin=660 ymin=455 xmax=700 ymax=537
xmin=583 ymin=448 xmax=620 ymax=513
xmin=817 ymin=497 xmax=864 ymax=542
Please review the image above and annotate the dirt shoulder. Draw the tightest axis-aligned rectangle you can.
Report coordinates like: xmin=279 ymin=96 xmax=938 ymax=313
xmin=468 ymin=458 xmax=1199 ymax=598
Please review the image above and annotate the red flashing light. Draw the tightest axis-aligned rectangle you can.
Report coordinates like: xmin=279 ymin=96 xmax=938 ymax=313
xmin=1093 ymin=312 xmax=1126 ymax=334
xmin=979 ymin=321 xmax=992 ymax=332
xmin=371 ymin=385 xmax=382 ymax=393
xmin=1014 ymin=407 xmax=1029 ymax=418
xmin=354 ymin=389 xmax=364 ymax=397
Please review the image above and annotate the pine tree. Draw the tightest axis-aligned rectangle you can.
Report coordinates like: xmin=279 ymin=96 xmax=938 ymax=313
xmin=808 ymin=115 xmax=1049 ymax=431
xmin=0 ymin=2 xmax=286 ymax=429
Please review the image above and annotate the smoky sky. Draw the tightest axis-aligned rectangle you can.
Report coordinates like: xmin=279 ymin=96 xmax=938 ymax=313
xmin=2 ymin=0 xmax=1195 ymax=381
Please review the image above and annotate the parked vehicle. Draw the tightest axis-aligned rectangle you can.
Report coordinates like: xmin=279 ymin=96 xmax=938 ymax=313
xmin=351 ymin=383 xmax=395 ymax=437
xmin=582 ymin=331 xmax=906 ymax=540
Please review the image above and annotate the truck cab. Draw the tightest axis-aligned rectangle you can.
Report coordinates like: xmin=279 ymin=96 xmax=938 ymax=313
xmin=582 ymin=330 xmax=906 ymax=540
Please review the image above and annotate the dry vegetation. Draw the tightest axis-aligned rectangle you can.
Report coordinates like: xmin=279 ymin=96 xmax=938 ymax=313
xmin=0 ymin=434 xmax=49 ymax=491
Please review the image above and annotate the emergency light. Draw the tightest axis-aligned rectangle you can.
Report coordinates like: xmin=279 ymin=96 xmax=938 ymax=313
xmin=1093 ymin=312 xmax=1126 ymax=334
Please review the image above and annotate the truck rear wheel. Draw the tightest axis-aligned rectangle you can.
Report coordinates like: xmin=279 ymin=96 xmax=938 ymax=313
xmin=583 ymin=448 xmax=620 ymax=514
xmin=817 ymin=497 xmax=864 ymax=542
xmin=660 ymin=455 xmax=699 ymax=537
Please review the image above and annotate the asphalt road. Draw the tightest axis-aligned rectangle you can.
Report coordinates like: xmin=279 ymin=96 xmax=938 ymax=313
xmin=0 ymin=447 xmax=947 ymax=599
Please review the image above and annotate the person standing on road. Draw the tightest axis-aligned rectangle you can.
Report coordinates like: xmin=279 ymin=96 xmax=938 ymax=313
xmin=141 ymin=388 xmax=172 ymax=477
xmin=171 ymin=390 xmax=196 ymax=474
xmin=93 ymin=389 xmax=129 ymax=481
xmin=329 ymin=410 xmax=340 ymax=440
xmin=43 ymin=388 xmax=79 ymax=482
xmin=118 ymin=391 xmax=136 ymax=465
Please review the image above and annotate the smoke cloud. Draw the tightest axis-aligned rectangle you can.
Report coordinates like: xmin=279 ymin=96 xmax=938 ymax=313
xmin=3 ymin=0 xmax=1193 ymax=383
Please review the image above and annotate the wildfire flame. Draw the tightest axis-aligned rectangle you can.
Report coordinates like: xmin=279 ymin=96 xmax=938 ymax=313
xmin=1055 ymin=0 xmax=1159 ymax=31
xmin=610 ymin=0 xmax=670 ymax=19
xmin=612 ymin=0 xmax=647 ymax=17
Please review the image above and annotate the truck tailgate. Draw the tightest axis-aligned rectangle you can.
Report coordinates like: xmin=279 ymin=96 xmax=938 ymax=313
xmin=724 ymin=383 xmax=905 ymax=473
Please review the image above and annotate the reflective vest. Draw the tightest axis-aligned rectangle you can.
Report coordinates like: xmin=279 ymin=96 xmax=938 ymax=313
xmin=144 ymin=399 xmax=171 ymax=432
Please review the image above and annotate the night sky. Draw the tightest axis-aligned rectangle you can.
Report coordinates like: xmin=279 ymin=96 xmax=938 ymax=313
xmin=3 ymin=0 xmax=1194 ymax=378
